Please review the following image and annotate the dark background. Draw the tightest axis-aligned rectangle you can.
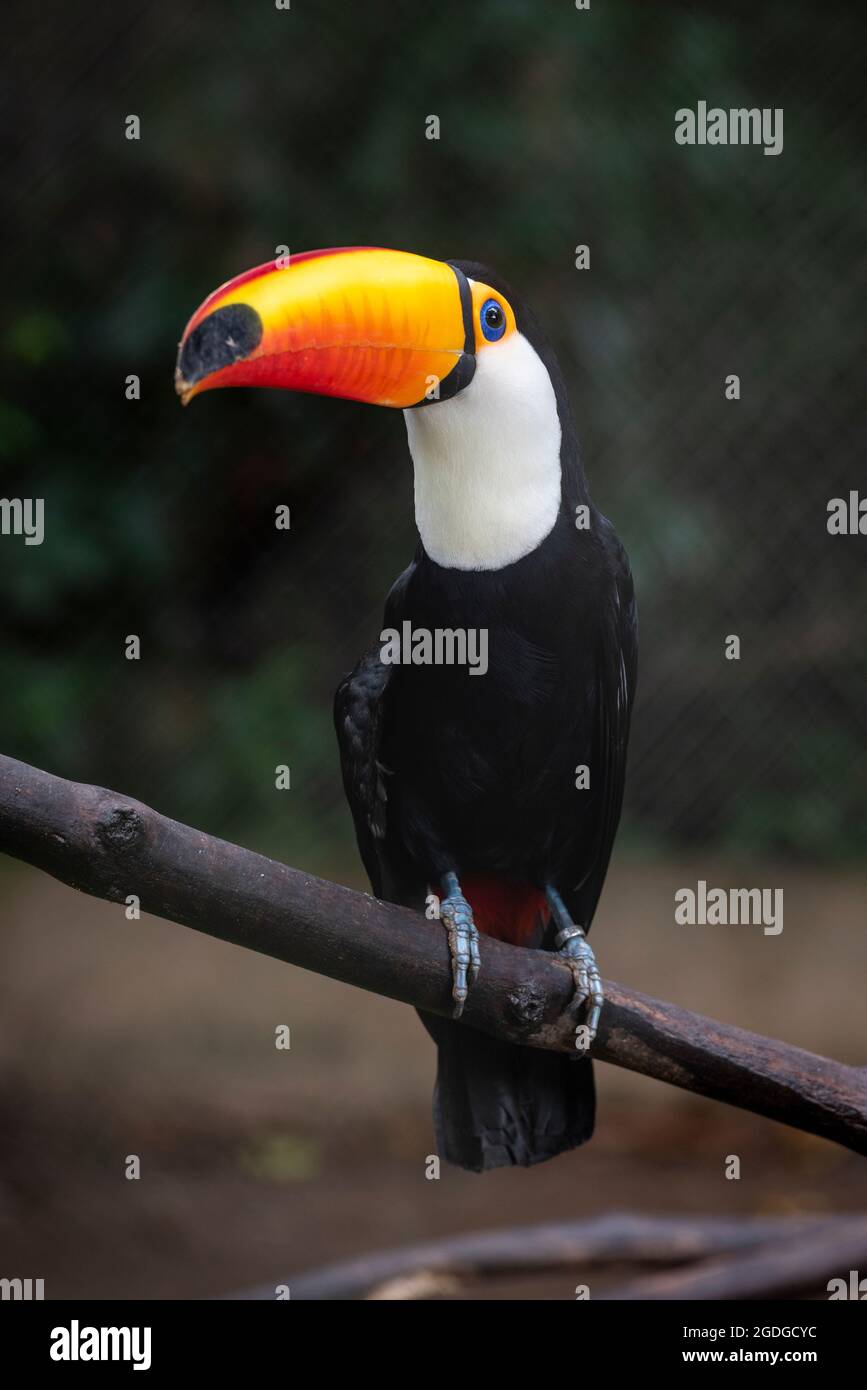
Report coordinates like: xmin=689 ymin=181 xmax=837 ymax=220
xmin=1 ymin=0 xmax=865 ymax=1299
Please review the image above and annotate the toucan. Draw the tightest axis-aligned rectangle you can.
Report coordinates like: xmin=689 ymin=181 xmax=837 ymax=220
xmin=176 ymin=247 xmax=638 ymax=1172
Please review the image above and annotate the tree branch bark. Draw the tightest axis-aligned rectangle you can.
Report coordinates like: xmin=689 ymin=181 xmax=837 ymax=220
xmin=230 ymin=1213 xmax=840 ymax=1301
xmin=1 ymin=751 xmax=865 ymax=1154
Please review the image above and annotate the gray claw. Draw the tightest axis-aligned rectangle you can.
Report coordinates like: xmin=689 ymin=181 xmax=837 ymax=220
xmin=439 ymin=892 xmax=480 ymax=1019
xmin=557 ymin=930 xmax=604 ymax=1045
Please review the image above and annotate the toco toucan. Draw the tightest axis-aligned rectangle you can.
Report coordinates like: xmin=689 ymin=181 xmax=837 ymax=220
xmin=176 ymin=247 xmax=637 ymax=1172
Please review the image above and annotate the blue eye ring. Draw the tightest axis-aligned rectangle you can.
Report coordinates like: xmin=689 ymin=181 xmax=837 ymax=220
xmin=480 ymin=297 xmax=506 ymax=342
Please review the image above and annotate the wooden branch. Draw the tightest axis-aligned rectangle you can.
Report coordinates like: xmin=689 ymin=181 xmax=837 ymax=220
xmin=1 ymin=752 xmax=865 ymax=1156
xmin=229 ymin=1213 xmax=836 ymax=1301
xmin=599 ymin=1217 xmax=867 ymax=1301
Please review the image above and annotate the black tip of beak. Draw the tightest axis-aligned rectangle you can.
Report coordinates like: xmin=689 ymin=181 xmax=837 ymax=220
xmin=176 ymin=303 xmax=264 ymax=389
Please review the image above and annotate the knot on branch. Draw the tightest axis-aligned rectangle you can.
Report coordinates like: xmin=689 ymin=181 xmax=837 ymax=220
xmin=96 ymin=803 xmax=144 ymax=851
xmin=504 ymin=980 xmax=550 ymax=1040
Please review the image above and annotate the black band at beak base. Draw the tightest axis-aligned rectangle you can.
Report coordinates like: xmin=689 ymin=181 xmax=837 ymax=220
xmin=407 ymin=261 xmax=477 ymax=409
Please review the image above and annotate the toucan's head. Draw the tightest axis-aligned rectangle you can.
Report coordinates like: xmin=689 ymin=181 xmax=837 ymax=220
xmin=177 ymin=247 xmax=567 ymax=570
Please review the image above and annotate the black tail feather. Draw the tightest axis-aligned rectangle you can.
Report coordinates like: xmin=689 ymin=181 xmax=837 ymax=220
xmin=418 ymin=1011 xmax=595 ymax=1172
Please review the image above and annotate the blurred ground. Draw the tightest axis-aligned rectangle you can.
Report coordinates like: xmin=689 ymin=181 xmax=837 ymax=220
xmin=1 ymin=854 xmax=864 ymax=1300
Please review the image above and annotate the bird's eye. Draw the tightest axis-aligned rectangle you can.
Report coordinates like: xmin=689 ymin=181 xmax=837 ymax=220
xmin=480 ymin=298 xmax=506 ymax=342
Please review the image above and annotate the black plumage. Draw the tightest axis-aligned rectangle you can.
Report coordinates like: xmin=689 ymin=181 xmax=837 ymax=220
xmin=335 ymin=262 xmax=637 ymax=1171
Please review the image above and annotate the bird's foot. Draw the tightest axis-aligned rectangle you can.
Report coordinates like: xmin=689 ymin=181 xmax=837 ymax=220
xmin=556 ymin=929 xmax=604 ymax=1044
xmin=439 ymin=872 xmax=480 ymax=1019
xmin=546 ymin=886 xmax=604 ymax=1047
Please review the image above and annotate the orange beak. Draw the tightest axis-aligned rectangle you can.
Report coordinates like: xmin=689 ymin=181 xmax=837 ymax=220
xmin=175 ymin=247 xmax=476 ymax=410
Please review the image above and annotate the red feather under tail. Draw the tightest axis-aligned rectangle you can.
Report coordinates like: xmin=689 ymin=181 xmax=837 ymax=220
xmin=451 ymin=873 xmax=550 ymax=947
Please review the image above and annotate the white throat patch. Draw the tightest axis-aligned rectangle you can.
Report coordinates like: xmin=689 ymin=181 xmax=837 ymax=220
xmin=403 ymin=328 xmax=562 ymax=571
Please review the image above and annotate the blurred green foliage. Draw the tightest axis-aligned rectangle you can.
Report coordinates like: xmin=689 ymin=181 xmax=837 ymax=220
xmin=239 ymin=1133 xmax=321 ymax=1184
xmin=2 ymin=0 xmax=865 ymax=865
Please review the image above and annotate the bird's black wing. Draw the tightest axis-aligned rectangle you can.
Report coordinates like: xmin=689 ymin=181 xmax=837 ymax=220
xmin=333 ymin=562 xmax=416 ymax=902
xmin=333 ymin=642 xmax=392 ymax=896
xmin=567 ymin=519 xmax=638 ymax=930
